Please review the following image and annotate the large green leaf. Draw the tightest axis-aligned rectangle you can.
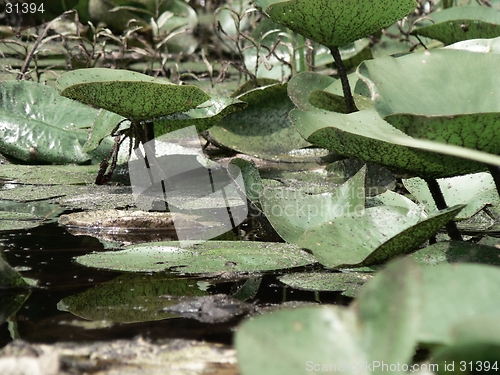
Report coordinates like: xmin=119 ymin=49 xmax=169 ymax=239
xmin=207 ymin=83 xmax=310 ymax=161
xmin=236 ymin=306 xmax=365 ymax=375
xmin=358 ymin=49 xmax=500 ymax=154
xmin=0 ymin=81 xmax=117 ymax=164
xmin=355 ymin=258 xmax=421 ymax=374
xmin=290 ymin=109 xmax=489 ymax=178
xmin=418 ymin=263 xmax=500 ymax=345
xmin=153 ymin=96 xmax=247 ymax=136
xmin=57 ymin=68 xmax=210 ymax=121
xmin=261 ymin=166 xmax=366 ymax=244
xmin=412 ymin=7 xmax=500 ymax=45
xmin=76 ymin=241 xmax=316 ymax=273
xmin=254 ymin=0 xmax=417 ymax=47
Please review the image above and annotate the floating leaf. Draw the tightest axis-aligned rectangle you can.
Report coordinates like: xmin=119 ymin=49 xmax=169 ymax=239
xmin=418 ymin=263 xmax=500 ymax=345
xmin=412 ymin=7 xmax=500 ymax=45
xmin=58 ymin=273 xmax=207 ymax=323
xmin=76 ymin=241 xmax=316 ymax=273
xmin=0 ymin=80 xmax=116 ymax=164
xmin=278 ymin=272 xmax=373 ymax=297
xmin=207 ymin=83 xmax=310 ymax=161
xmin=236 ymin=306 xmax=364 ymax=375
xmin=411 ymin=241 xmax=500 ymax=267
xmin=57 ymin=68 xmax=210 ymax=121
xmin=254 ymin=0 xmax=416 ymax=47
xmin=153 ymin=96 xmax=247 ymax=136
xmin=0 ymin=255 xmax=29 ymax=288
xmin=261 ymin=166 xmax=366 ymax=244
xmin=355 ymin=258 xmax=421 ymax=372
xmin=0 ymin=164 xmax=98 ymax=185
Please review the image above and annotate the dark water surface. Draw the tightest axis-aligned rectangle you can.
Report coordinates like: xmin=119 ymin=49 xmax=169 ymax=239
xmin=0 ymin=222 xmax=350 ymax=348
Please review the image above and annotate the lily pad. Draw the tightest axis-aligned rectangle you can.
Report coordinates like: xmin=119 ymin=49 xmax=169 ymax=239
xmin=0 ymin=80 xmax=116 ymax=164
xmin=76 ymin=241 xmax=317 ymax=273
xmin=403 ymin=172 xmax=500 ymax=220
xmin=418 ymin=263 xmax=500 ymax=345
xmin=297 ymin=204 xmax=463 ymax=269
xmin=411 ymin=241 xmax=500 ymax=267
xmin=254 ymin=0 xmax=416 ymax=47
xmin=261 ymin=166 xmax=366 ymax=244
xmin=0 ymin=164 xmax=98 ymax=185
xmin=278 ymin=272 xmax=374 ymax=297
xmin=58 ymin=273 xmax=207 ymax=323
xmin=207 ymin=83 xmax=310 ymax=161
xmin=290 ymin=109 xmax=488 ymax=178
xmin=57 ymin=68 xmax=210 ymax=121
xmin=358 ymin=49 xmax=500 ymax=155
xmin=412 ymin=7 xmax=500 ymax=45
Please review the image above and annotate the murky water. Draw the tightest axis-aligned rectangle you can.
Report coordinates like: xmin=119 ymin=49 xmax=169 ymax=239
xmin=0 ymin=222 xmax=350 ymax=348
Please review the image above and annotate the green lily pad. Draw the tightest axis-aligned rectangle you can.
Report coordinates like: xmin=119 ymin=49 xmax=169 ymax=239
xmin=57 ymin=68 xmax=210 ymax=121
xmin=207 ymin=83 xmax=310 ymax=161
xmin=278 ymin=272 xmax=374 ymax=297
xmin=0 ymin=80 xmax=116 ymax=164
xmin=411 ymin=241 xmax=500 ymax=267
xmin=236 ymin=305 xmax=364 ymax=375
xmin=444 ymin=35 xmax=500 ymax=54
xmin=254 ymin=0 xmax=416 ymax=47
xmin=261 ymin=166 xmax=366 ymax=244
xmin=355 ymin=257 xmax=421 ymax=372
xmin=403 ymin=172 xmax=500 ymax=220
xmin=290 ymin=109 xmax=488 ymax=178
xmin=298 ymin=204 xmax=463 ymax=269
xmin=58 ymin=273 xmax=207 ymax=323
xmin=418 ymin=263 xmax=500 ymax=345
xmin=0 ymin=164 xmax=98 ymax=185
xmin=0 ymin=255 xmax=29 ymax=288
xmin=358 ymin=49 xmax=500 ymax=155
xmin=0 ymin=200 xmax=64 ymax=231
xmin=76 ymin=241 xmax=316 ymax=273
xmin=153 ymin=96 xmax=247 ymax=136
xmin=412 ymin=7 xmax=500 ymax=45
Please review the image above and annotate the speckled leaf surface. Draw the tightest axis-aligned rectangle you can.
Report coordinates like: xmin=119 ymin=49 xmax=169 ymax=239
xmin=358 ymin=49 xmax=500 ymax=154
xmin=296 ymin=205 xmax=422 ymax=268
xmin=153 ymin=96 xmax=247 ymax=136
xmin=287 ymin=72 xmax=335 ymax=111
xmin=351 ymin=205 xmax=464 ymax=268
xmin=411 ymin=241 xmax=500 ymax=267
xmin=290 ymin=109 xmax=487 ymax=178
xmin=279 ymin=272 xmax=373 ymax=297
xmin=207 ymin=83 xmax=310 ymax=161
xmin=0 ymin=81 xmax=115 ymax=164
xmin=76 ymin=241 xmax=316 ymax=273
xmin=445 ymin=35 xmax=500 ymax=54
xmin=57 ymin=68 xmax=210 ymax=121
xmin=412 ymin=7 xmax=500 ymax=45
xmin=254 ymin=0 xmax=416 ymax=47
xmin=261 ymin=166 xmax=366 ymax=244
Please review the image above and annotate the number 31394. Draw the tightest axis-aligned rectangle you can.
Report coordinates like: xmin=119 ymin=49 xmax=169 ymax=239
xmin=460 ymin=361 xmax=498 ymax=372
xmin=5 ymin=2 xmax=45 ymax=14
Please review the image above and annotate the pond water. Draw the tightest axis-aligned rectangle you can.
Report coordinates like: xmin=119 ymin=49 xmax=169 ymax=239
xmin=0 ymin=221 xmax=351 ymax=348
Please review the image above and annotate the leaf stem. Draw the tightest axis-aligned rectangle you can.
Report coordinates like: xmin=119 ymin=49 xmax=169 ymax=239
xmin=424 ymin=178 xmax=463 ymax=241
xmin=329 ymin=46 xmax=357 ymax=114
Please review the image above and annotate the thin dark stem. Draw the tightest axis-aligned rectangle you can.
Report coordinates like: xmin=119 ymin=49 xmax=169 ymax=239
xmin=424 ymin=178 xmax=463 ymax=241
xmin=329 ymin=46 xmax=357 ymax=114
xmin=487 ymin=165 xmax=500 ymax=198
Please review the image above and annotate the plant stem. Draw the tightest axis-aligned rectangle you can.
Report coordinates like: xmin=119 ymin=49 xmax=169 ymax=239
xmin=487 ymin=165 xmax=500 ymax=198
xmin=424 ymin=178 xmax=463 ymax=241
xmin=329 ymin=46 xmax=357 ymax=114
